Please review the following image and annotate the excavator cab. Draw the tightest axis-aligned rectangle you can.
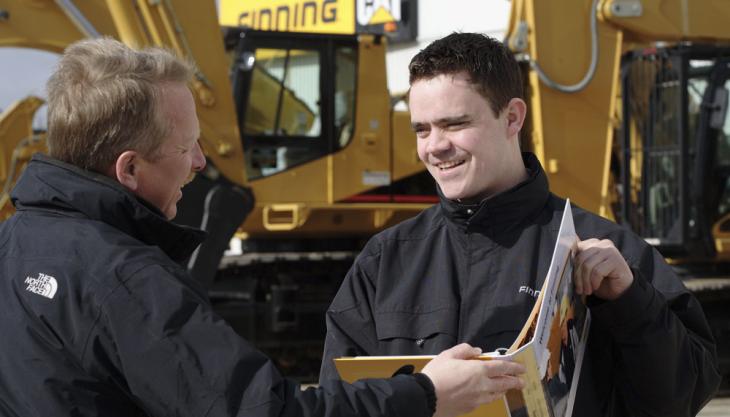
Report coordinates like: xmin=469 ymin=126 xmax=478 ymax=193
xmin=612 ymin=44 xmax=730 ymax=389
xmin=619 ymin=44 xmax=730 ymax=261
xmin=226 ymin=29 xmax=358 ymax=181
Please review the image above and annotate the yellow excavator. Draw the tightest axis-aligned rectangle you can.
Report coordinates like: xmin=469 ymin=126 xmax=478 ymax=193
xmin=0 ymin=96 xmax=46 ymax=221
xmin=506 ymin=0 xmax=730 ymax=391
xmin=0 ymin=0 xmax=728 ymax=387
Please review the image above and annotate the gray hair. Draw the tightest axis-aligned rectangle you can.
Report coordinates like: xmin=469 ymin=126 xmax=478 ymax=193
xmin=46 ymin=37 xmax=194 ymax=172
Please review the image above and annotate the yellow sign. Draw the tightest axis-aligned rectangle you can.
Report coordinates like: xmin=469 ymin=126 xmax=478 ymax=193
xmin=220 ymin=0 xmax=356 ymax=34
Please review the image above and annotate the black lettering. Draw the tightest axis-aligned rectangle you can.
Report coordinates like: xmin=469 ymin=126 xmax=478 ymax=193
xmin=237 ymin=1 xmax=342 ymax=30
xmin=322 ymin=0 xmax=337 ymax=22
xmin=276 ymin=6 xmax=290 ymax=31
xmin=365 ymin=0 xmax=374 ymax=14
xmin=302 ymin=1 xmax=317 ymax=26
xmin=238 ymin=11 xmax=253 ymax=28
xmin=259 ymin=8 xmax=272 ymax=30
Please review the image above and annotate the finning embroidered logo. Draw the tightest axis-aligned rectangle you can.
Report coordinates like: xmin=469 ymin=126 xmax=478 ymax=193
xmin=25 ymin=273 xmax=58 ymax=299
xmin=518 ymin=285 xmax=540 ymax=298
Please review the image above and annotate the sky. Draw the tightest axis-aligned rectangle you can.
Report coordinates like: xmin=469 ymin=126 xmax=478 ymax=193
xmin=0 ymin=48 xmax=58 ymax=113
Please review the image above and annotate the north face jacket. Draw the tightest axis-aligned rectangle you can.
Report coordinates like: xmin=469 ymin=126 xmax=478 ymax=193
xmin=0 ymin=154 xmax=433 ymax=417
xmin=320 ymin=153 xmax=721 ymax=417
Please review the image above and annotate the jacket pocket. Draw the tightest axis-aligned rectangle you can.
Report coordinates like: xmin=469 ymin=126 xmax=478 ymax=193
xmin=478 ymin=304 xmax=530 ymax=351
xmin=373 ymin=307 xmax=458 ymax=354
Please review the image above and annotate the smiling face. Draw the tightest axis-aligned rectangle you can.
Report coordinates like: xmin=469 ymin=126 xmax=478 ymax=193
xmin=409 ymin=72 xmax=527 ymax=203
xmin=115 ymin=82 xmax=206 ymax=220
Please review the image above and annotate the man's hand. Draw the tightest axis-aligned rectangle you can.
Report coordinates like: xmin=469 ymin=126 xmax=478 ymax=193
xmin=574 ymin=238 xmax=633 ymax=300
xmin=421 ymin=343 xmax=525 ymax=417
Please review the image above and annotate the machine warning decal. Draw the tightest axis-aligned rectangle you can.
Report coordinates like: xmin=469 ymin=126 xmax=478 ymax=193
xmin=363 ymin=170 xmax=391 ymax=186
xmin=356 ymin=0 xmax=400 ymax=26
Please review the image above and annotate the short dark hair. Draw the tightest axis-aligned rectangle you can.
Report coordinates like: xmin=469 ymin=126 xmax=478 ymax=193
xmin=408 ymin=32 xmax=522 ymax=115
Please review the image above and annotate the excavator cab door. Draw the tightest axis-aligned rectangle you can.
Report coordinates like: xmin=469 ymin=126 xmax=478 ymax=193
xmin=227 ymin=29 xmax=358 ymax=182
xmin=619 ymin=45 xmax=730 ymax=259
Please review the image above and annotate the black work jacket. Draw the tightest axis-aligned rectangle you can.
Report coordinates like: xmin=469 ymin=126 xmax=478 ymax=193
xmin=320 ymin=153 xmax=721 ymax=417
xmin=0 ymin=154 xmax=431 ymax=417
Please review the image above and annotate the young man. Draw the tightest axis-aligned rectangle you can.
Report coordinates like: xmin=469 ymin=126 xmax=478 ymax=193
xmin=320 ymin=32 xmax=721 ymax=416
xmin=0 ymin=37 xmax=524 ymax=417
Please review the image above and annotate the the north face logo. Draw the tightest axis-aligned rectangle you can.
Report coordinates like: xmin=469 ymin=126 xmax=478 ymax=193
xmin=25 ymin=273 xmax=58 ymax=299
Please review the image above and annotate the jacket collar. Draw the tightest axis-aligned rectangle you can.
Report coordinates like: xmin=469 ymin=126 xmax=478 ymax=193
xmin=438 ymin=152 xmax=550 ymax=230
xmin=11 ymin=154 xmax=206 ymax=263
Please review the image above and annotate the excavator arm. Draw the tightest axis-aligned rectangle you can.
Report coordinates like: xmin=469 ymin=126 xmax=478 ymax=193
xmin=0 ymin=0 xmax=245 ymax=185
xmin=0 ymin=96 xmax=45 ymax=220
xmin=505 ymin=0 xmax=730 ymax=218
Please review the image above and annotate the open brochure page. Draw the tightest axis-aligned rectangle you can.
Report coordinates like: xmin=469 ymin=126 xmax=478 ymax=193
xmin=334 ymin=200 xmax=589 ymax=417
xmin=504 ymin=199 xmax=588 ymax=417
xmin=334 ymin=354 xmax=510 ymax=417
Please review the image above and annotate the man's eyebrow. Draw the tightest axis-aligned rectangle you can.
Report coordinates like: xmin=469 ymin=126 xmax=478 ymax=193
xmin=436 ymin=115 xmax=470 ymax=125
xmin=411 ymin=115 xmax=470 ymax=130
xmin=411 ymin=121 xmax=428 ymax=130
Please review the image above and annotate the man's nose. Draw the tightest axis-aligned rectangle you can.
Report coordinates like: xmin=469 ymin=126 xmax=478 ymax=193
xmin=426 ymin=129 xmax=451 ymax=154
xmin=192 ymin=140 xmax=206 ymax=172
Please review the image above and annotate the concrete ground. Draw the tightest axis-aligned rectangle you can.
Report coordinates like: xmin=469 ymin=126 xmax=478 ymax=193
xmin=699 ymin=397 xmax=730 ymax=417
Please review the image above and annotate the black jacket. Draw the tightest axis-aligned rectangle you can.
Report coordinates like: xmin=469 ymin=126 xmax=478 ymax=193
xmin=0 ymin=154 xmax=433 ymax=417
xmin=320 ymin=153 xmax=721 ymax=416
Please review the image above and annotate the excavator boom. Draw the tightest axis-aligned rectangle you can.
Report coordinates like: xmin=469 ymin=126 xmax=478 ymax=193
xmin=0 ymin=0 xmax=245 ymax=184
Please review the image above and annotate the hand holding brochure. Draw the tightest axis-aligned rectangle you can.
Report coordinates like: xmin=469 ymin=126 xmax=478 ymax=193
xmin=334 ymin=200 xmax=589 ymax=417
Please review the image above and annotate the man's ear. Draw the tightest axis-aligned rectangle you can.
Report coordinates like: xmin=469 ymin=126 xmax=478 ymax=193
xmin=505 ymin=97 xmax=527 ymax=138
xmin=114 ymin=150 xmax=140 ymax=191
